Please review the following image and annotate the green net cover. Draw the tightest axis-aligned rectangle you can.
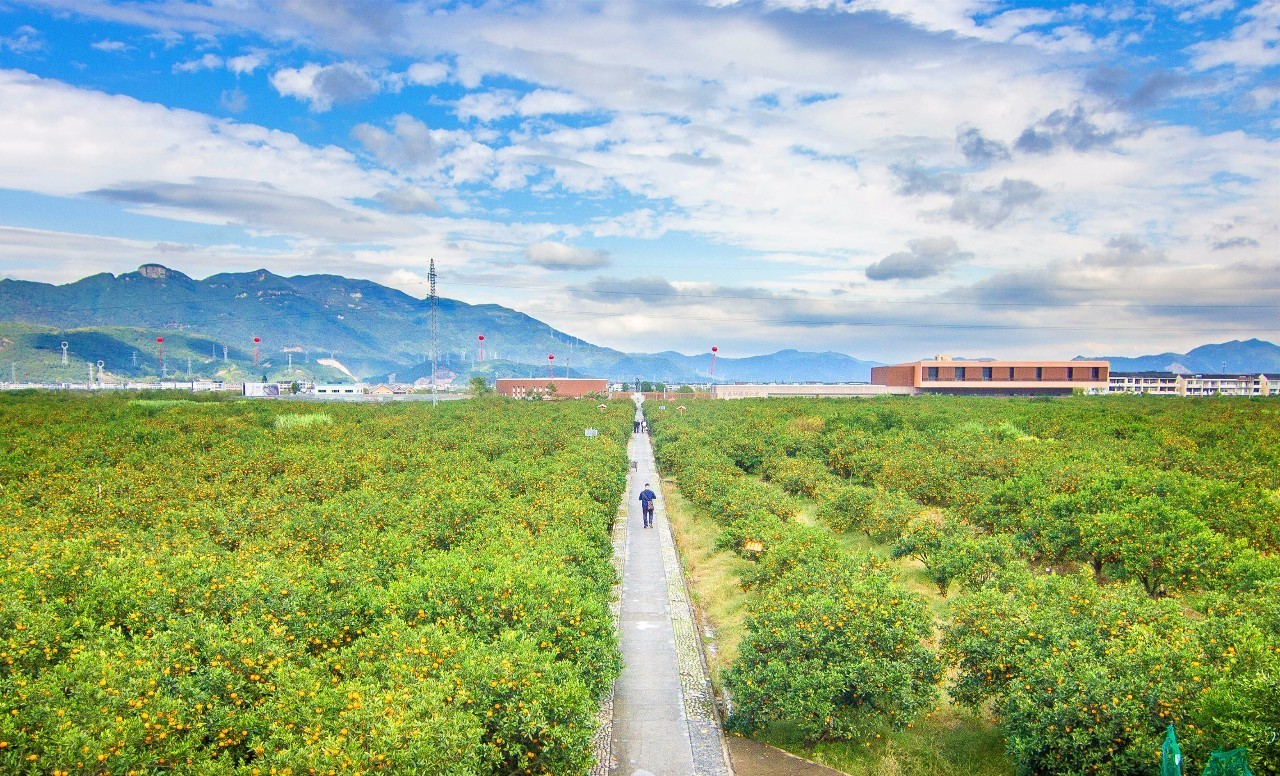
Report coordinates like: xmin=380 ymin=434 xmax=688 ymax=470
xmin=1163 ymin=725 xmax=1183 ymax=776
xmin=1201 ymin=747 xmax=1254 ymax=776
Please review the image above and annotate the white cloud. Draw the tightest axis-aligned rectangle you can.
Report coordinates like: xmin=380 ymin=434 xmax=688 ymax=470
xmin=0 ymin=1 xmax=1276 ymax=359
xmin=174 ymin=53 xmax=223 ymax=73
xmin=352 ymin=114 xmax=439 ymax=173
xmin=219 ymin=87 xmax=247 ymax=113
xmin=456 ymin=90 xmax=518 ymax=123
xmin=525 ymin=241 xmax=611 ymax=270
xmin=1190 ymin=0 xmax=1280 ymax=70
xmin=1 ymin=25 xmax=46 ymax=54
xmin=406 ymin=61 xmax=449 ymax=85
xmin=91 ymin=39 xmax=131 ymax=53
xmin=270 ymin=62 xmax=382 ymax=112
xmin=373 ymin=186 xmax=438 ymax=214
xmin=0 ymin=69 xmax=402 ymax=235
xmin=517 ymin=89 xmax=593 ymax=116
xmin=227 ymin=53 xmax=266 ymax=75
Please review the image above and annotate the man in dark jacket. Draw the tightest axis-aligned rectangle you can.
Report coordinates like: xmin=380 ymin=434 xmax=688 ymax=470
xmin=638 ymin=484 xmax=657 ymax=528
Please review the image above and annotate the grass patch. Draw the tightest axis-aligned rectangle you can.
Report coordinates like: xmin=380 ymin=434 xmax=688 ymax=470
xmin=660 ymin=480 xmax=750 ymax=684
xmin=129 ymin=399 xmax=196 ymax=408
xmin=758 ymin=704 xmax=1010 ymax=776
xmin=274 ymin=413 xmax=334 ymax=431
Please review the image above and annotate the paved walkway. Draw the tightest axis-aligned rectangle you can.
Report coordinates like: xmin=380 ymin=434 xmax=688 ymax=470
xmin=602 ymin=413 xmax=732 ymax=776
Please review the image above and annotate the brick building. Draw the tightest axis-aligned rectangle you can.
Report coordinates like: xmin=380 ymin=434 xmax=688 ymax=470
xmin=872 ymin=356 xmax=1109 ymax=396
xmin=495 ymin=378 xmax=609 ymax=399
xmin=711 ymin=384 xmax=914 ymax=399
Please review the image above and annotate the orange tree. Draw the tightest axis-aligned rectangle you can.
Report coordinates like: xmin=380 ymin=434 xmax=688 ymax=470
xmin=0 ymin=392 xmax=632 ymax=774
xmin=725 ymin=555 xmax=941 ymax=742
xmin=649 ymin=395 xmax=1280 ymax=772
xmin=944 ymin=569 xmax=1280 ymax=775
xmin=647 ymin=403 xmax=941 ymax=745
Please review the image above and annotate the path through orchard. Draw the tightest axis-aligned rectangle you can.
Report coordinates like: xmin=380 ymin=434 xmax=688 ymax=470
xmin=597 ymin=408 xmax=733 ymax=776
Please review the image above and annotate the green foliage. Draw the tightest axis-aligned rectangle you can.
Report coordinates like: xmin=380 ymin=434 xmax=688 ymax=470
xmin=0 ymin=393 xmax=632 ymax=774
xmin=817 ymin=484 xmax=922 ymax=543
xmin=651 ymin=395 xmax=1280 ymax=773
xmin=945 ymin=571 xmax=1280 ymax=775
xmin=648 ymin=403 xmax=941 ymax=748
xmin=891 ymin=516 xmax=1020 ymax=597
xmin=726 ymin=561 xmax=941 ymax=742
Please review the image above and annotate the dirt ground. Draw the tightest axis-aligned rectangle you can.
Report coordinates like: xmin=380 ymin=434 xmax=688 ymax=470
xmin=726 ymin=736 xmax=847 ymax=776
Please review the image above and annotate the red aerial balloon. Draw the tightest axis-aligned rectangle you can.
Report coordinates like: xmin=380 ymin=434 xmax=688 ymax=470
xmin=253 ymin=337 xmax=260 ymax=343
xmin=478 ymin=335 xmax=484 ymax=341
xmin=548 ymin=354 xmax=554 ymax=360
xmin=156 ymin=337 xmax=164 ymax=343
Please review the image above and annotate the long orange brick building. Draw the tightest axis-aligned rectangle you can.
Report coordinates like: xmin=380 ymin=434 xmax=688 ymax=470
xmin=871 ymin=356 xmax=1109 ymax=396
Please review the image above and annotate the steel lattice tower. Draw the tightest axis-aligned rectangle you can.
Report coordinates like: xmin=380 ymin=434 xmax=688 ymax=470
xmin=429 ymin=259 xmax=438 ymax=405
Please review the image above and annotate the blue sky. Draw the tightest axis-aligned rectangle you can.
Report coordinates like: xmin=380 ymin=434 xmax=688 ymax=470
xmin=0 ymin=0 xmax=1276 ymax=362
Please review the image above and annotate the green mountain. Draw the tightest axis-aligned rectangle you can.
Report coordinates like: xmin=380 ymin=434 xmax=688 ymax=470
xmin=0 ymin=264 xmax=882 ymax=383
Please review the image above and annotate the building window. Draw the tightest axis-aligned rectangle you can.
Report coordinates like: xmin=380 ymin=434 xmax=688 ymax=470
xmin=1091 ymin=367 xmax=1100 ymax=380
xmin=926 ymin=366 xmax=938 ymax=381
xmin=1035 ymin=367 xmax=1043 ymax=380
xmin=1067 ymin=367 xmax=1075 ymax=380
xmin=1008 ymin=367 xmax=1015 ymax=379
xmin=982 ymin=367 xmax=992 ymax=381
xmin=956 ymin=367 xmax=966 ymax=380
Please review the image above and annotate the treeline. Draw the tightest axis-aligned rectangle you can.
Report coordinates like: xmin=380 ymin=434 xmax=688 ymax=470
xmin=649 ymin=396 xmax=1279 ymax=775
xmin=0 ymin=393 xmax=631 ymax=774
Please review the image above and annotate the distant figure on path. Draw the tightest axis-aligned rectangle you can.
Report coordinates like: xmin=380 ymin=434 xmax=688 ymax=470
xmin=639 ymin=483 xmax=657 ymax=528
xmin=634 ymin=419 xmax=641 ymax=433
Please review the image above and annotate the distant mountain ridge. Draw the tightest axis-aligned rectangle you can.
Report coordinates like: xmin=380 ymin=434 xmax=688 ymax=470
xmin=1078 ymin=339 xmax=1280 ymax=374
xmin=0 ymin=265 xmax=881 ymax=383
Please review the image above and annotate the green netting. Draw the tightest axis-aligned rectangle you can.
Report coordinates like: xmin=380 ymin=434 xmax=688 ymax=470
xmin=1201 ymin=747 xmax=1254 ymax=776
xmin=1163 ymin=725 xmax=1184 ymax=776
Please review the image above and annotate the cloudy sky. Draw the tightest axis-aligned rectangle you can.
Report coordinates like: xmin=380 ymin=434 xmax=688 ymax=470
xmin=0 ymin=0 xmax=1276 ymax=362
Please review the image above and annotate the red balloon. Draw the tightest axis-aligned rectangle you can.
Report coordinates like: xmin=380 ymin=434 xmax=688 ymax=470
xmin=548 ymin=354 xmax=554 ymax=360
xmin=253 ymin=337 xmax=260 ymax=343
xmin=712 ymin=346 xmax=718 ymax=352
xmin=156 ymin=337 xmax=163 ymax=343
xmin=478 ymin=335 xmax=485 ymax=341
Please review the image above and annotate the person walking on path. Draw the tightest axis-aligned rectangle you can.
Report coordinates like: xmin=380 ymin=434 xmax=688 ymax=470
xmin=638 ymin=483 xmax=657 ymax=528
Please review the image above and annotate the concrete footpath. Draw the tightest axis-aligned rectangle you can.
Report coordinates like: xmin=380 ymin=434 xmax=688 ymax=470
xmin=600 ymin=418 xmax=732 ymax=776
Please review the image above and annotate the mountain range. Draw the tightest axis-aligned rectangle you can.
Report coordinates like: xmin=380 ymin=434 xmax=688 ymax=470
xmin=1077 ymin=339 xmax=1280 ymax=374
xmin=1 ymin=265 xmax=1275 ymax=385
xmin=0 ymin=265 xmax=880 ymax=384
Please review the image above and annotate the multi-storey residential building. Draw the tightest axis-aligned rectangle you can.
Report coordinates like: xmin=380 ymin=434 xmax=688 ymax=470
xmin=1107 ymin=372 xmax=1181 ymax=395
xmin=1110 ymin=372 xmax=1280 ymax=396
